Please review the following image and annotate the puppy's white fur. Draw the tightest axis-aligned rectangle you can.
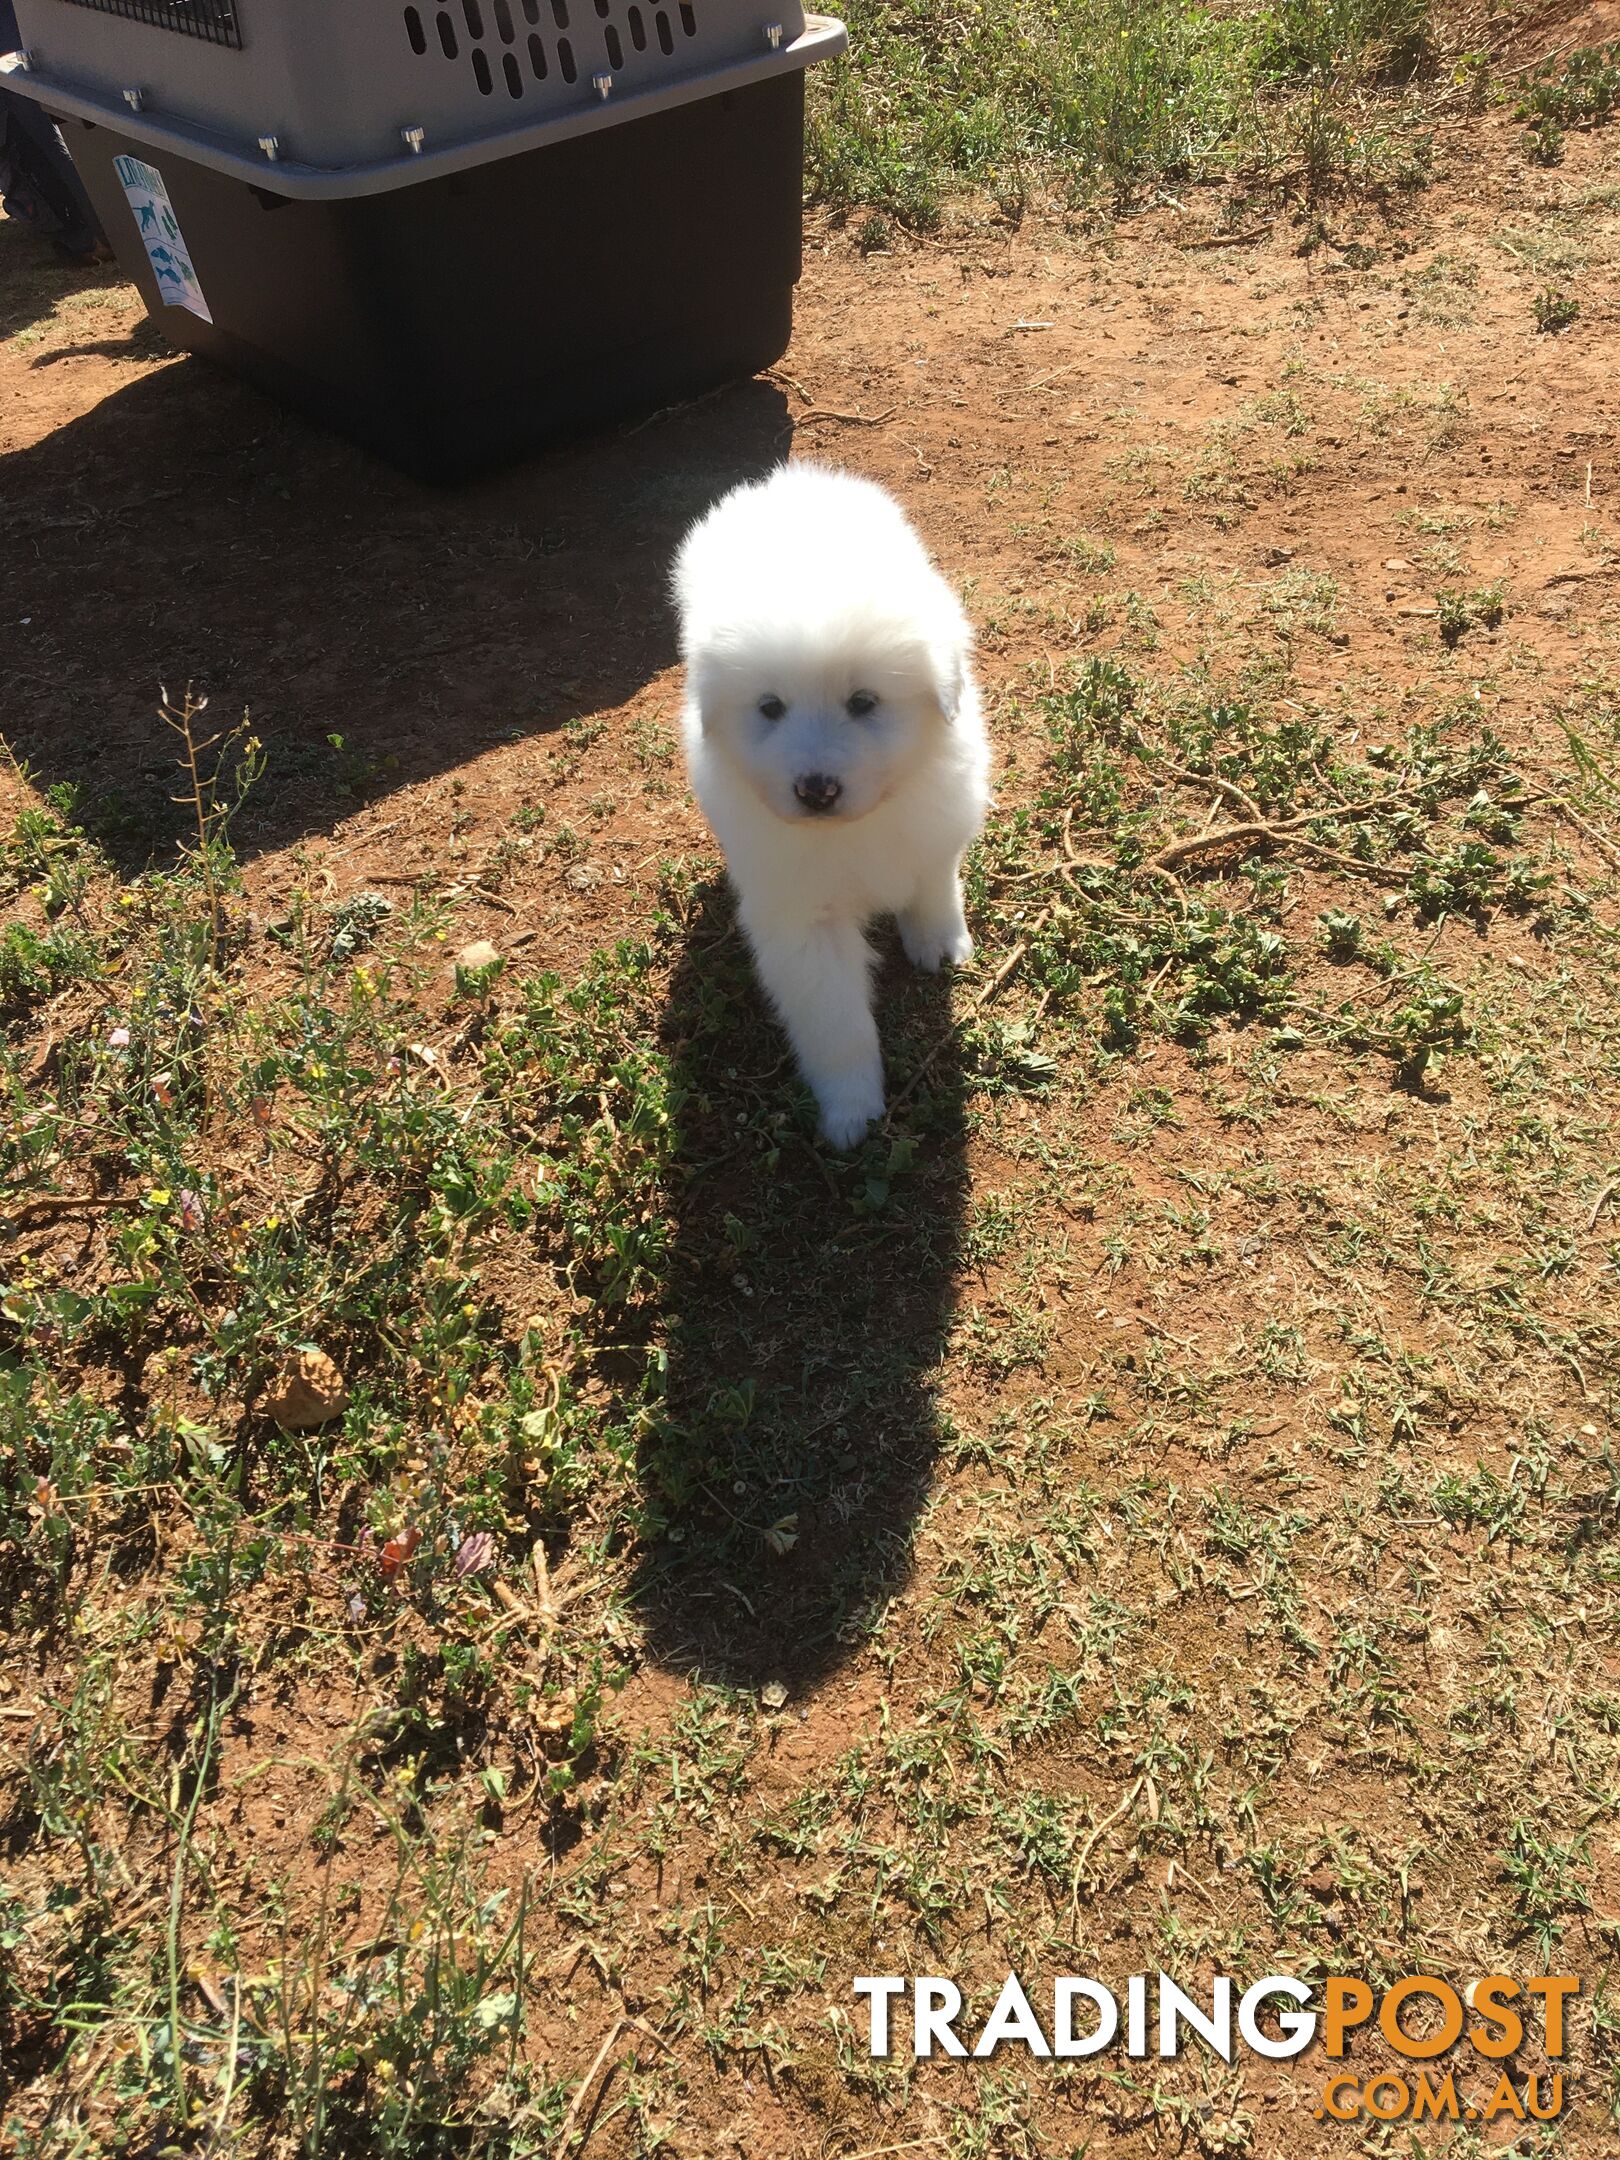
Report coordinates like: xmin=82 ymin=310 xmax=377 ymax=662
xmin=674 ymin=464 xmax=989 ymax=1147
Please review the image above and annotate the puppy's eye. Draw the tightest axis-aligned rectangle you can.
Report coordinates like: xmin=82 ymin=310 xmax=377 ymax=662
xmin=758 ymin=695 xmax=787 ymax=721
xmin=846 ymin=690 xmax=879 ymax=718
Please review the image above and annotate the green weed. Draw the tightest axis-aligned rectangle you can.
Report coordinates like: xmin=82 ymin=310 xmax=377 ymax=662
xmin=1516 ymin=39 xmax=1620 ymax=132
xmin=1532 ymin=286 xmax=1581 ymax=334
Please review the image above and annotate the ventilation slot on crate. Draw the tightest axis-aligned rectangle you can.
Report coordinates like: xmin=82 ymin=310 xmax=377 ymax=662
xmin=403 ymin=0 xmax=703 ymax=103
xmin=55 ymin=0 xmax=242 ymax=43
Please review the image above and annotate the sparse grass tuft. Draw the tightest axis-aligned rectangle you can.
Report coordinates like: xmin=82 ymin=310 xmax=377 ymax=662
xmin=1532 ymin=285 xmax=1581 ymax=334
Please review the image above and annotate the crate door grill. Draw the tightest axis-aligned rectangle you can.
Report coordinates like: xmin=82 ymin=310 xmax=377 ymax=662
xmin=401 ymin=0 xmax=698 ymax=101
xmin=54 ymin=0 xmax=242 ymax=44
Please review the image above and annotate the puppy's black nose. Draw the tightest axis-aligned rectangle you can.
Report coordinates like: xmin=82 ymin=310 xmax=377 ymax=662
xmin=794 ymin=772 xmax=842 ymax=812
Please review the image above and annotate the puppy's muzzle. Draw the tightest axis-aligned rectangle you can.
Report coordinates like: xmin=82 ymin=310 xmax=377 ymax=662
xmin=794 ymin=772 xmax=843 ymax=815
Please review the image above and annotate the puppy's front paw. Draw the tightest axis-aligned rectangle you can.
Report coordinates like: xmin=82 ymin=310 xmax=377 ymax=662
xmin=815 ymin=1068 xmax=886 ymax=1150
xmin=900 ymin=914 xmax=974 ymax=972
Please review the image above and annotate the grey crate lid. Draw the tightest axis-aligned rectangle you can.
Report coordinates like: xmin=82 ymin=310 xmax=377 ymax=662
xmin=5 ymin=0 xmax=847 ymax=193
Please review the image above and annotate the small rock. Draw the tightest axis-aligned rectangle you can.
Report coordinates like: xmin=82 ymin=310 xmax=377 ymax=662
xmin=265 ymin=1347 xmax=348 ymax=1431
xmin=1384 ymin=557 xmax=1410 ymax=572
xmin=456 ymin=939 xmax=502 ymax=971
xmin=760 ymin=1679 xmax=790 ymax=1711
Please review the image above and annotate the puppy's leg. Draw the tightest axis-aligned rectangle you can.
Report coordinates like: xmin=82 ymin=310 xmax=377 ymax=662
xmin=898 ymin=854 xmax=973 ymax=972
xmin=747 ymin=914 xmax=885 ymax=1149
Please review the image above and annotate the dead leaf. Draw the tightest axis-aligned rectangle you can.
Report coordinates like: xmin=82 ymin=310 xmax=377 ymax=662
xmin=380 ymin=1526 xmax=422 ymax=1579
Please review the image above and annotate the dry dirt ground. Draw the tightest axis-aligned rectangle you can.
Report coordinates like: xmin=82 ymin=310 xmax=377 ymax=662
xmin=4 ymin=19 xmax=1620 ymax=2160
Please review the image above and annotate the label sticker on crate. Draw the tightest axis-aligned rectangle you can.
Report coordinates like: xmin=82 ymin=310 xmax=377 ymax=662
xmin=114 ymin=156 xmax=213 ymax=322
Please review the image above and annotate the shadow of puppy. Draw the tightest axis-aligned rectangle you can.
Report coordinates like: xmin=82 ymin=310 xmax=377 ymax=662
xmin=629 ymin=875 xmax=970 ymax=1693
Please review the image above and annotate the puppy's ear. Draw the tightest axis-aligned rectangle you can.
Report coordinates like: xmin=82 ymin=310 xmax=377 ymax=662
xmin=929 ymin=637 xmax=967 ymax=725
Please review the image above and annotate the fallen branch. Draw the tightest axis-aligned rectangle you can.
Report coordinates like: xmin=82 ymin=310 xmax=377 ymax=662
xmin=1150 ymin=821 xmax=1386 ymax=877
xmin=1176 ymin=223 xmax=1274 ymax=249
xmin=552 ymin=2015 xmax=675 ymax=2160
xmin=3 ymin=1192 xmax=138 ymax=1227
xmin=1143 ymin=779 xmax=1435 ymax=878
xmin=1070 ymin=1777 xmax=1145 ymax=1914
xmin=1503 ymin=35 xmax=1581 ymax=78
xmin=797 ymin=405 xmax=897 ymax=426
xmin=1157 ymin=758 xmax=1264 ymax=823
xmin=551 ymin=2016 xmax=627 ymax=2160
xmin=1543 ymin=793 xmax=1620 ymax=874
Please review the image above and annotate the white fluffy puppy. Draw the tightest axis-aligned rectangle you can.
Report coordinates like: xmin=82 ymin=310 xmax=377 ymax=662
xmin=673 ymin=464 xmax=989 ymax=1147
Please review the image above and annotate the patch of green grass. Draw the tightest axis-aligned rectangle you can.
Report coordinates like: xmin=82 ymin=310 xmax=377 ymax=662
xmin=809 ymin=0 xmax=1438 ymax=223
xmin=1053 ymin=533 xmax=1118 ymax=574
xmin=1406 ymin=248 xmax=1479 ymax=323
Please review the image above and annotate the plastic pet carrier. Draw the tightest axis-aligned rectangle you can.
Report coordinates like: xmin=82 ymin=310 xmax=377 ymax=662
xmin=0 ymin=0 xmax=846 ymax=475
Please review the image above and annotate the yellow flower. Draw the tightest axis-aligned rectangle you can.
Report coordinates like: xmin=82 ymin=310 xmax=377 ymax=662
xmin=147 ymin=1187 xmax=172 ymax=1208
